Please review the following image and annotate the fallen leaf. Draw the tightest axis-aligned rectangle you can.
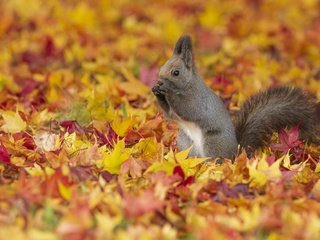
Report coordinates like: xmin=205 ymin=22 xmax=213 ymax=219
xmin=0 ymin=111 xmax=27 ymax=133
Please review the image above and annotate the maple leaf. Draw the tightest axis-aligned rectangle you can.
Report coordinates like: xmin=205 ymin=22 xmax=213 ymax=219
xmin=13 ymin=132 xmax=36 ymax=150
xmin=173 ymin=166 xmax=195 ymax=187
xmin=120 ymin=157 xmax=149 ymax=178
xmin=100 ymin=140 xmax=132 ymax=174
xmin=1 ymin=0 xmax=320 ymax=238
xmin=93 ymin=126 xmax=118 ymax=147
xmin=16 ymin=77 xmax=41 ymax=98
xmin=58 ymin=181 xmax=72 ymax=201
xmin=123 ymin=190 xmax=164 ymax=218
xmin=110 ymin=114 xmax=135 ymax=137
xmin=270 ymin=126 xmax=302 ymax=153
xmin=0 ymin=110 xmax=27 ymax=133
xmin=34 ymin=131 xmax=60 ymax=152
xmin=60 ymin=120 xmax=85 ymax=135
xmin=139 ymin=66 xmax=158 ymax=87
xmin=0 ymin=142 xmax=10 ymax=164
xmin=248 ymin=154 xmax=282 ymax=188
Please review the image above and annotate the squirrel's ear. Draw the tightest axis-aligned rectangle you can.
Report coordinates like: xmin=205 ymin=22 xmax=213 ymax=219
xmin=173 ymin=35 xmax=194 ymax=69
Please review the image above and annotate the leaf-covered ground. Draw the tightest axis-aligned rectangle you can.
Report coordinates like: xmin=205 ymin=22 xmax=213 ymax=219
xmin=0 ymin=0 xmax=320 ymax=239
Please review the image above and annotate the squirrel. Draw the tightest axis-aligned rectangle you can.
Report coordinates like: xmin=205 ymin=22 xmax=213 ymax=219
xmin=152 ymin=35 xmax=320 ymax=160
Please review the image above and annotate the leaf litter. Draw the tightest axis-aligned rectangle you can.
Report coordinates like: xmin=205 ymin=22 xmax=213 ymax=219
xmin=0 ymin=0 xmax=320 ymax=239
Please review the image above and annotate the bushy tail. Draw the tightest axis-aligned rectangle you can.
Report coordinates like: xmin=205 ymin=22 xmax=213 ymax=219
xmin=234 ymin=86 xmax=320 ymax=152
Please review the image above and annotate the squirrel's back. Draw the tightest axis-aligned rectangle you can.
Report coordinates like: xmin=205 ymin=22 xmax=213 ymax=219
xmin=234 ymin=86 xmax=320 ymax=152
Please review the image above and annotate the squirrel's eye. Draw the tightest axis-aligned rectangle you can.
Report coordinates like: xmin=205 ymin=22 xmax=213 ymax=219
xmin=173 ymin=70 xmax=180 ymax=76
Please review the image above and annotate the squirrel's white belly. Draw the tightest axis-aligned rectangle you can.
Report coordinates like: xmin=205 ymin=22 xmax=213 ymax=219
xmin=178 ymin=120 xmax=205 ymax=157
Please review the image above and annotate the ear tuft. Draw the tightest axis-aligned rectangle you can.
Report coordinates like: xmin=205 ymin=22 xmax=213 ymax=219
xmin=174 ymin=35 xmax=192 ymax=55
xmin=173 ymin=35 xmax=194 ymax=68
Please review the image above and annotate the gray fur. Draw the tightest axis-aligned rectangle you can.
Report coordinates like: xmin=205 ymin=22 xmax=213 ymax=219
xmin=152 ymin=35 xmax=320 ymax=160
xmin=234 ymin=87 xmax=320 ymax=153
xmin=152 ymin=35 xmax=238 ymax=159
xmin=177 ymin=130 xmax=197 ymax=156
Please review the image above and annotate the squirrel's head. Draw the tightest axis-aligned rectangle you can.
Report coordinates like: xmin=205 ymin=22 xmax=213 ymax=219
xmin=158 ymin=35 xmax=196 ymax=88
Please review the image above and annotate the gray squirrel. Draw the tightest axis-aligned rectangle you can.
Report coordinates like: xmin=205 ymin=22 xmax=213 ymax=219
xmin=152 ymin=35 xmax=320 ymax=160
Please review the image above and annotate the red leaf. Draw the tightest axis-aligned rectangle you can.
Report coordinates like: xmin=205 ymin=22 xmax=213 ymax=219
xmin=139 ymin=66 xmax=158 ymax=87
xmin=181 ymin=175 xmax=195 ymax=186
xmin=266 ymin=155 xmax=276 ymax=166
xmin=93 ymin=126 xmax=118 ymax=147
xmin=41 ymin=167 xmax=73 ymax=198
xmin=123 ymin=190 xmax=164 ymax=217
xmin=60 ymin=120 xmax=86 ymax=135
xmin=21 ymin=51 xmax=38 ymax=64
xmin=42 ymin=36 xmax=56 ymax=58
xmin=270 ymin=125 xmax=302 ymax=153
xmin=70 ymin=166 xmax=94 ymax=182
xmin=107 ymin=125 xmax=118 ymax=144
xmin=212 ymin=74 xmax=230 ymax=88
xmin=173 ymin=166 xmax=185 ymax=179
xmin=16 ymin=78 xmax=39 ymax=97
xmin=13 ymin=132 xmax=36 ymax=150
xmin=0 ymin=142 xmax=10 ymax=164
xmin=173 ymin=166 xmax=195 ymax=186
xmin=101 ymin=171 xmax=116 ymax=182
xmin=120 ymin=157 xmax=148 ymax=178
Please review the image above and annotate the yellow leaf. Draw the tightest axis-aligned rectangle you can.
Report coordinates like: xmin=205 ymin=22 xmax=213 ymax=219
xmin=175 ymin=148 xmax=191 ymax=163
xmin=46 ymin=72 xmax=63 ymax=103
xmin=248 ymin=164 xmax=268 ymax=187
xmin=267 ymin=233 xmax=282 ymax=240
xmin=116 ymin=36 xmax=138 ymax=53
xmin=311 ymin=180 xmax=320 ymax=200
xmin=119 ymin=68 xmax=149 ymax=96
xmin=6 ymin=0 xmax=42 ymax=21
xmin=111 ymin=115 xmax=135 ymax=137
xmin=63 ymin=132 xmax=92 ymax=155
xmin=262 ymin=157 xmax=282 ymax=179
xmin=101 ymin=140 xmax=132 ymax=174
xmin=163 ymin=16 xmax=183 ymax=43
xmin=145 ymin=161 xmax=176 ymax=175
xmin=11 ymin=157 xmax=25 ymax=167
xmin=165 ymin=148 xmax=181 ymax=163
xmin=0 ymin=73 xmax=20 ymax=93
xmin=173 ymin=147 xmax=209 ymax=176
xmin=89 ymin=187 xmax=104 ymax=209
xmin=25 ymin=164 xmax=54 ymax=177
xmin=133 ymin=137 xmax=161 ymax=162
xmin=96 ymin=213 xmax=123 ymax=237
xmin=215 ymin=204 xmax=261 ymax=231
xmin=180 ymin=157 xmax=209 ymax=177
xmin=248 ymin=154 xmax=282 ymax=187
xmin=31 ymin=109 xmax=56 ymax=126
xmin=281 ymin=153 xmax=306 ymax=171
xmin=58 ymin=181 xmax=72 ymax=201
xmin=27 ymin=229 xmax=59 ymax=240
xmin=305 ymin=213 xmax=320 ymax=239
xmin=65 ymin=43 xmax=85 ymax=63
xmin=149 ymin=148 xmax=184 ymax=174
xmin=199 ymin=5 xmax=223 ymax=28
xmin=0 ymin=111 xmax=27 ymax=133
xmin=68 ymin=3 xmax=97 ymax=31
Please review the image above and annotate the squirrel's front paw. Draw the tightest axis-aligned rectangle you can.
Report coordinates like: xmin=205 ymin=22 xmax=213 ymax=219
xmin=152 ymin=81 xmax=169 ymax=95
xmin=152 ymin=85 xmax=161 ymax=95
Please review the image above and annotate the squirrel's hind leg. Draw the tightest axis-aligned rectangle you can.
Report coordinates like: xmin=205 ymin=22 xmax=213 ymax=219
xmin=203 ymin=132 xmax=238 ymax=161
